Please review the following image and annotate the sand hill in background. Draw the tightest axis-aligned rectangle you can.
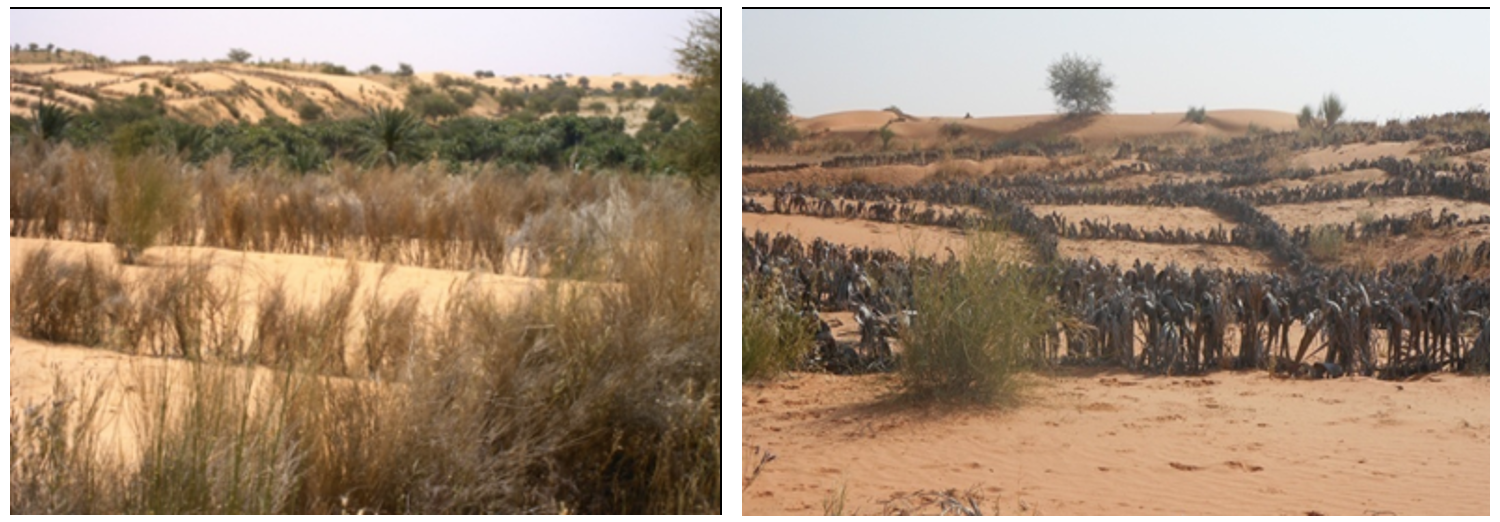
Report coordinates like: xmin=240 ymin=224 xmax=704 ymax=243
xmin=794 ymin=109 xmax=1300 ymax=148
xmin=10 ymin=53 xmax=686 ymax=132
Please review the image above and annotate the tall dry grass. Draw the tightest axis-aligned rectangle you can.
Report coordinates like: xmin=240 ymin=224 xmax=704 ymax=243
xmin=10 ymin=154 xmax=721 ymax=513
xmin=11 ymin=145 xmax=642 ymax=280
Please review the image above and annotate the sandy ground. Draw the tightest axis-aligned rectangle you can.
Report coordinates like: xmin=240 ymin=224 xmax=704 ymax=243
xmin=99 ymin=78 xmax=168 ymax=97
xmin=1032 ymin=204 xmax=1234 ymax=234
xmin=476 ymin=73 xmax=688 ymax=93
xmin=1057 ymin=239 xmax=1278 ymax=273
xmin=1332 ymin=224 xmax=1490 ymax=274
xmin=1260 ymin=196 xmax=1489 ymax=230
xmin=1292 ymin=141 xmax=1422 ymax=170
xmin=743 ymin=371 xmax=1488 ymax=515
xmin=10 ymin=237 xmax=557 ymax=466
xmin=1237 ymin=167 xmax=1392 ymax=192
xmin=1098 ymin=170 xmax=1226 ymax=189
xmin=794 ymin=110 xmax=1299 ymax=147
xmin=11 ymin=63 xmax=71 ymax=74
xmin=43 ymin=69 xmax=126 ymax=86
xmin=742 ymin=213 xmax=980 ymax=260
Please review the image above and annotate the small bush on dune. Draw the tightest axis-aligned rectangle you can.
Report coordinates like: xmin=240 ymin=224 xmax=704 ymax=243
xmin=1183 ymin=106 xmax=1207 ymax=124
xmin=1306 ymin=224 xmax=1346 ymax=263
xmin=901 ymin=231 xmax=1058 ymax=403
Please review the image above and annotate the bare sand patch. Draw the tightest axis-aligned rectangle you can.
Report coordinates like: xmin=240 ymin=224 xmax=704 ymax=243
xmin=109 ymin=65 xmax=178 ymax=76
xmin=743 ymin=213 xmax=984 ymax=260
xmin=795 ymin=110 xmax=1299 ymax=147
xmin=1292 ymin=141 xmax=1421 ymax=170
xmin=1058 ymin=239 xmax=1277 ymax=273
xmin=1033 ymin=204 xmax=1234 ymax=234
xmin=45 ymin=69 xmax=126 ymax=87
xmin=742 ymin=371 xmax=1488 ymax=515
xmin=1238 ymin=168 xmax=1392 ymax=192
xmin=1261 ymin=196 xmax=1489 ymax=229
xmin=100 ymin=78 xmax=168 ymax=96
xmin=12 ymin=63 xmax=71 ymax=74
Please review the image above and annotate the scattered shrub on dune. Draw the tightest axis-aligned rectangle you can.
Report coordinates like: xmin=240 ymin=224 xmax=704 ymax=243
xmin=900 ymin=231 xmax=1058 ymax=403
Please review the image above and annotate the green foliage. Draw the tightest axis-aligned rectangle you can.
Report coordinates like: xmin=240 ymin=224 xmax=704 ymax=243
xmin=527 ymin=95 xmax=554 ymax=114
xmin=227 ymin=48 xmax=251 ymax=63
xmin=498 ymin=89 xmax=526 ymax=110
xmin=743 ymin=280 xmax=815 ymax=379
xmin=362 ymin=64 xmax=383 ymax=75
xmin=318 ymin=63 xmax=352 ymax=76
xmin=31 ymin=100 xmax=74 ymax=143
xmin=359 ymin=106 xmax=426 ymax=167
xmin=554 ymin=92 xmax=581 ymax=114
xmin=1306 ymin=224 xmax=1346 ymax=263
xmin=137 ymin=55 xmax=151 ymax=64
xmin=108 ymin=153 xmax=188 ymax=264
xmin=647 ymin=103 xmax=680 ymax=133
xmin=878 ymin=123 xmax=895 ymax=151
xmin=1046 ymin=53 xmax=1114 ymax=116
xmin=588 ymin=100 xmax=609 ymax=115
xmin=742 ymin=80 xmax=795 ymax=151
xmin=1183 ymin=106 xmax=1207 ymax=124
xmin=395 ymin=62 xmax=414 ymax=76
xmin=406 ymin=90 xmax=462 ymax=120
xmin=1318 ymin=92 xmax=1345 ymax=128
xmin=297 ymin=101 xmax=324 ymax=122
xmin=901 ymin=231 xmax=1057 ymax=403
xmin=1298 ymin=105 xmax=1317 ymax=129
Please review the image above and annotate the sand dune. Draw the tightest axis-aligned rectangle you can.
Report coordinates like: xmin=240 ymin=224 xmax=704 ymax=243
xmin=743 ymin=371 xmax=1489 ymax=515
xmin=795 ymin=110 xmax=1300 ymax=146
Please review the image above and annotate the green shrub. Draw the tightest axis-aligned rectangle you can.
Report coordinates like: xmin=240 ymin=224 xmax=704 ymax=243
xmin=1183 ymin=106 xmax=1207 ymax=124
xmin=1306 ymin=224 xmax=1345 ymax=263
xmin=1047 ymin=53 xmax=1114 ymax=116
xmin=296 ymin=101 xmax=324 ymax=122
xmin=900 ymin=231 xmax=1055 ymax=403
xmin=1297 ymin=105 xmax=1317 ymax=129
xmin=1319 ymin=92 xmax=1345 ymax=128
xmin=108 ymin=153 xmax=188 ymax=264
xmin=742 ymin=279 xmax=816 ymax=380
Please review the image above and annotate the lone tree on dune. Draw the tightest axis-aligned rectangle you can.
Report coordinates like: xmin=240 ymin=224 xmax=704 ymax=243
xmin=742 ymin=80 xmax=796 ymax=151
xmin=228 ymin=48 xmax=252 ymax=63
xmin=1046 ymin=53 xmax=1114 ymax=117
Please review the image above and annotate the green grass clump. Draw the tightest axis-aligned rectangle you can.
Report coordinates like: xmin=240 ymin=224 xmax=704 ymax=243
xmin=1306 ymin=224 xmax=1346 ymax=263
xmin=742 ymin=279 xmax=817 ymax=380
xmin=900 ymin=231 xmax=1056 ymax=403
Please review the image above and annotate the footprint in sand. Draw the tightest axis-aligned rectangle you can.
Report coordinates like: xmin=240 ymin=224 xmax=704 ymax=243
xmin=1168 ymin=462 xmax=1200 ymax=471
xmin=1225 ymin=461 xmax=1265 ymax=472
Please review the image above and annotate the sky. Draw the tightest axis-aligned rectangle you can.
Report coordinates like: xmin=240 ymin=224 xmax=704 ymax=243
xmin=10 ymin=9 xmax=705 ymax=76
xmin=745 ymin=9 xmax=1489 ymax=122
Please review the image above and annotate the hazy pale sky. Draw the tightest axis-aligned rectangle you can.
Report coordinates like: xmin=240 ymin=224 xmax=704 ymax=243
xmin=11 ymin=9 xmax=704 ymax=76
xmin=745 ymin=9 xmax=1489 ymax=122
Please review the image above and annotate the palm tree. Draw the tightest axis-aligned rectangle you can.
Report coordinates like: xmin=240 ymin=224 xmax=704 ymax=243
xmin=31 ymin=100 xmax=73 ymax=144
xmin=360 ymin=106 xmax=423 ymax=167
